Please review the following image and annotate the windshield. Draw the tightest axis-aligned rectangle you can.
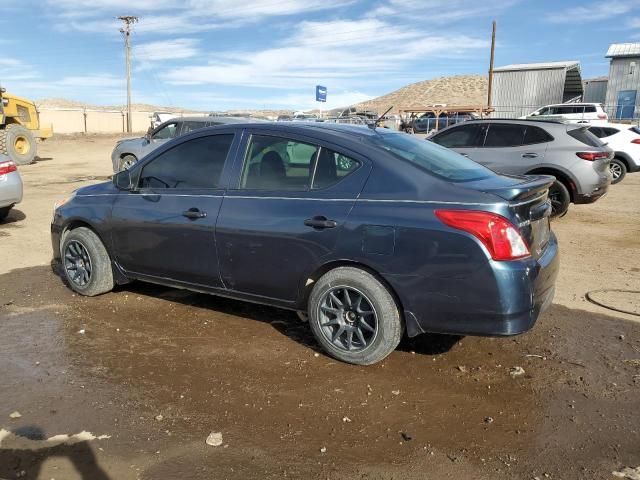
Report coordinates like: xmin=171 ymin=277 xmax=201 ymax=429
xmin=370 ymin=131 xmax=493 ymax=182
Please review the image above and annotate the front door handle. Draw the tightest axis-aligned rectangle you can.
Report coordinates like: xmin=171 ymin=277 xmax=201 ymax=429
xmin=182 ymin=208 xmax=207 ymax=219
xmin=522 ymin=153 xmax=538 ymax=158
xmin=304 ymin=216 xmax=337 ymax=229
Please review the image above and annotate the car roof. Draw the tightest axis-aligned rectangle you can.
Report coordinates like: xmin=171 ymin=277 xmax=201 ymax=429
xmin=460 ymin=118 xmax=567 ymax=126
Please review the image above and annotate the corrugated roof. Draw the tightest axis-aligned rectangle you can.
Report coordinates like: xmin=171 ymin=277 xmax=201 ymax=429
xmin=606 ymin=43 xmax=640 ymax=58
xmin=493 ymin=61 xmax=580 ymax=72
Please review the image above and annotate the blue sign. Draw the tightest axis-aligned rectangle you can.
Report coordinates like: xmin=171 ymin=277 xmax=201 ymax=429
xmin=316 ymin=85 xmax=327 ymax=103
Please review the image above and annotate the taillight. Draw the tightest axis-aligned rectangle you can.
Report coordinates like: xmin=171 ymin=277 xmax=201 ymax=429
xmin=597 ymin=113 xmax=607 ymax=120
xmin=576 ymin=151 xmax=610 ymax=161
xmin=0 ymin=160 xmax=17 ymax=176
xmin=435 ymin=210 xmax=530 ymax=261
xmin=631 ymin=139 xmax=640 ymax=145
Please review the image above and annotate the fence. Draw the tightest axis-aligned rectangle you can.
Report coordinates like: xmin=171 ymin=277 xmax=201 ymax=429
xmin=37 ymin=108 xmax=207 ymax=135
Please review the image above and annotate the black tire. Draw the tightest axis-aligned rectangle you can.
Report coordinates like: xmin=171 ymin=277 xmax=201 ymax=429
xmin=61 ymin=227 xmax=114 ymax=296
xmin=308 ymin=267 xmax=403 ymax=365
xmin=0 ymin=124 xmax=37 ymax=165
xmin=609 ymin=158 xmax=627 ymax=185
xmin=0 ymin=206 xmax=11 ymax=221
xmin=119 ymin=154 xmax=137 ymax=171
xmin=548 ymin=180 xmax=570 ymax=219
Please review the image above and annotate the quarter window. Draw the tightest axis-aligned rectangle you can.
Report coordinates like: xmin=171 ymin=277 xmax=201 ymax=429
xmin=312 ymin=149 xmax=360 ymax=190
xmin=139 ymin=134 xmax=234 ymax=189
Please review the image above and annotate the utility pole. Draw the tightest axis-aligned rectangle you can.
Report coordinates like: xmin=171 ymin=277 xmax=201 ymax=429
xmin=487 ymin=20 xmax=496 ymax=109
xmin=118 ymin=15 xmax=138 ymax=133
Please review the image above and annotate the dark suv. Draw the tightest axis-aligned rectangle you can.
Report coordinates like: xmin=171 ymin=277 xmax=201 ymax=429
xmin=429 ymin=119 xmax=612 ymax=217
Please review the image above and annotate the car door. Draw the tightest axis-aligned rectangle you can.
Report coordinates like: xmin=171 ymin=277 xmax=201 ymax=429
xmin=216 ymin=130 xmax=370 ymax=302
xmin=471 ymin=123 xmax=549 ymax=174
xmin=110 ymin=130 xmax=239 ymax=287
xmin=430 ymin=123 xmax=486 ymax=158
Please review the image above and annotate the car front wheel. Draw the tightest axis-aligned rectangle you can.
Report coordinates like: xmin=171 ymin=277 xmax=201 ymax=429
xmin=61 ymin=227 xmax=114 ymax=296
xmin=308 ymin=267 xmax=403 ymax=365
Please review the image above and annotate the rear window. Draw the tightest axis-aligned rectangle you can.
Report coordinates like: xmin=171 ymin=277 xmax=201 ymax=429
xmin=629 ymin=126 xmax=640 ymax=135
xmin=567 ymin=128 xmax=604 ymax=147
xmin=372 ymin=131 xmax=492 ymax=182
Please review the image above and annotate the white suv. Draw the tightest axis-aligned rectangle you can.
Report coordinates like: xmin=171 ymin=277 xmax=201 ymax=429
xmin=588 ymin=123 xmax=640 ymax=184
xmin=521 ymin=103 xmax=608 ymax=124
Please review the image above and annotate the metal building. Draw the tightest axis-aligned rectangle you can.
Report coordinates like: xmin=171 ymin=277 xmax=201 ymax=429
xmin=604 ymin=43 xmax=640 ymax=120
xmin=583 ymin=77 xmax=608 ymax=104
xmin=490 ymin=61 xmax=583 ymax=118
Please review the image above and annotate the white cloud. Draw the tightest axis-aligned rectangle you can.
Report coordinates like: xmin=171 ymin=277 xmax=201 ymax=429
xmin=369 ymin=0 xmax=520 ymax=22
xmin=136 ymin=38 xmax=199 ymax=62
xmin=165 ymin=19 xmax=487 ymax=90
xmin=546 ymin=0 xmax=635 ymax=23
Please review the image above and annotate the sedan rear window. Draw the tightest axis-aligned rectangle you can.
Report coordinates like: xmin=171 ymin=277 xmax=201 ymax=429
xmin=372 ymin=132 xmax=492 ymax=182
xmin=567 ymin=128 xmax=604 ymax=147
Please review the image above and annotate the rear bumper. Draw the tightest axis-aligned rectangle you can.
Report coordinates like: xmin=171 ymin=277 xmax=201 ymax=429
xmin=574 ymin=175 xmax=610 ymax=204
xmin=392 ymin=233 xmax=560 ymax=338
xmin=0 ymin=171 xmax=23 ymax=208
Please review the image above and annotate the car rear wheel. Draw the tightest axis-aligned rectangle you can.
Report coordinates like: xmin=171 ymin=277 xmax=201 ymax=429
xmin=548 ymin=180 xmax=570 ymax=219
xmin=609 ymin=158 xmax=627 ymax=185
xmin=119 ymin=154 xmax=137 ymax=171
xmin=308 ymin=267 xmax=403 ymax=365
xmin=61 ymin=227 xmax=114 ymax=296
xmin=0 ymin=206 xmax=11 ymax=221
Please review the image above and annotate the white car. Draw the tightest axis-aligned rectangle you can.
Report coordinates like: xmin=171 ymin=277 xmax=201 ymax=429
xmin=150 ymin=112 xmax=176 ymax=129
xmin=521 ymin=103 xmax=608 ymax=124
xmin=587 ymin=123 xmax=640 ymax=184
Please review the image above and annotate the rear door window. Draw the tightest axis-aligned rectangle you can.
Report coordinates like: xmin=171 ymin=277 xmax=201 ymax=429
xmin=523 ymin=125 xmax=553 ymax=144
xmin=240 ymin=135 xmax=317 ymax=191
xmin=139 ymin=134 xmax=234 ymax=189
xmin=431 ymin=124 xmax=484 ymax=148
xmin=584 ymin=105 xmax=597 ymax=113
xmin=483 ymin=124 xmax=527 ymax=147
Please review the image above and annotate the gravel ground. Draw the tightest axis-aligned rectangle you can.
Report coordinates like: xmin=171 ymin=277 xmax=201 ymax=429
xmin=0 ymin=135 xmax=639 ymax=480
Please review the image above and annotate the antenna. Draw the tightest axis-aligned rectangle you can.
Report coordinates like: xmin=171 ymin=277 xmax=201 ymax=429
xmin=369 ymin=106 xmax=393 ymax=130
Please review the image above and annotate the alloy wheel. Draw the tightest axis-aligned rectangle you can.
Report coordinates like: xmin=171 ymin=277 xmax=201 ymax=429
xmin=609 ymin=162 xmax=622 ymax=180
xmin=64 ymin=240 xmax=92 ymax=287
xmin=317 ymin=286 xmax=378 ymax=352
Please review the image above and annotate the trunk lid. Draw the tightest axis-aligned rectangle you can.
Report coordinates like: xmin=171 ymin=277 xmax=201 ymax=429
xmin=464 ymin=173 xmax=554 ymax=259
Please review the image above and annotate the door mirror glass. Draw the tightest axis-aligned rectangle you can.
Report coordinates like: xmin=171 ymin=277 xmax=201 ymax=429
xmin=113 ymin=169 xmax=133 ymax=190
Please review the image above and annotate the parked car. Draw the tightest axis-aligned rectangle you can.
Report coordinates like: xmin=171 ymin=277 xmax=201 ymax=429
xmin=0 ymin=154 xmax=23 ymax=221
xmin=428 ymin=119 xmax=612 ymax=217
xmin=53 ymin=123 xmax=559 ymax=365
xmin=521 ymin=103 xmax=608 ymax=124
xmin=403 ymin=111 xmax=478 ymax=134
xmin=587 ymin=123 xmax=640 ymax=184
xmin=111 ymin=116 xmax=260 ymax=172
xmin=150 ymin=112 xmax=175 ymax=129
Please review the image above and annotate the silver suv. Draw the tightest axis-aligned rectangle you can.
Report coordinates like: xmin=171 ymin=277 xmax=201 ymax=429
xmin=428 ymin=119 xmax=612 ymax=217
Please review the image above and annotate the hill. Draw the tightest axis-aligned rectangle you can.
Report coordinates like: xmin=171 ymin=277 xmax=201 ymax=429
xmin=351 ymin=75 xmax=488 ymax=114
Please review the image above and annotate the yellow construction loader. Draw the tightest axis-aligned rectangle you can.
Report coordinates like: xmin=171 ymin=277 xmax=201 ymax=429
xmin=0 ymin=87 xmax=52 ymax=165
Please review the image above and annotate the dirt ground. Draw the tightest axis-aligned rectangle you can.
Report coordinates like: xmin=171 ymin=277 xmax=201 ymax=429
xmin=0 ymin=135 xmax=639 ymax=480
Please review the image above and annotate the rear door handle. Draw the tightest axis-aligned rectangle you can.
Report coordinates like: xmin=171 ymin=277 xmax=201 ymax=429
xmin=182 ymin=208 xmax=207 ymax=219
xmin=522 ymin=153 xmax=538 ymax=158
xmin=304 ymin=216 xmax=337 ymax=229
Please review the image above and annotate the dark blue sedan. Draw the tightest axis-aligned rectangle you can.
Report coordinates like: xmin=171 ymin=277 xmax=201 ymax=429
xmin=51 ymin=123 xmax=559 ymax=365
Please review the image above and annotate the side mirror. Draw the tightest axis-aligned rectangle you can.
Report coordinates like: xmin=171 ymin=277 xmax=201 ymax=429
xmin=113 ymin=169 xmax=133 ymax=190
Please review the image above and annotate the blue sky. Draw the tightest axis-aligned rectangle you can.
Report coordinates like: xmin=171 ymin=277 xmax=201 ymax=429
xmin=2 ymin=0 xmax=639 ymax=111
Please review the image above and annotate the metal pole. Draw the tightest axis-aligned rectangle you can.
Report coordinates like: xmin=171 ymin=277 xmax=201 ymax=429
xmin=487 ymin=20 xmax=496 ymax=108
xmin=118 ymin=16 xmax=138 ymax=133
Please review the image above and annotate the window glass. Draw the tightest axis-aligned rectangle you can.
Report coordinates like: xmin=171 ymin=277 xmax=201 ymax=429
xmin=153 ymin=122 xmax=178 ymax=140
xmin=523 ymin=126 xmax=553 ymax=144
xmin=312 ymin=148 xmax=360 ymax=190
xmin=139 ymin=134 xmax=234 ymax=189
xmin=588 ymin=127 xmax=605 ymax=138
xmin=483 ymin=124 xmax=526 ymax=147
xmin=584 ymin=105 xmax=597 ymax=113
xmin=240 ymin=135 xmax=318 ymax=190
xmin=537 ymin=107 xmax=550 ymax=115
xmin=567 ymin=128 xmax=604 ymax=147
xmin=373 ymin=131 xmax=492 ymax=182
xmin=601 ymin=127 xmax=619 ymax=137
xmin=181 ymin=121 xmax=207 ymax=134
xmin=431 ymin=124 xmax=483 ymax=148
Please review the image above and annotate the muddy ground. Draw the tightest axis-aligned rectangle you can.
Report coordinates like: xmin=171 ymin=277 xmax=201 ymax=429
xmin=0 ymin=135 xmax=639 ymax=480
